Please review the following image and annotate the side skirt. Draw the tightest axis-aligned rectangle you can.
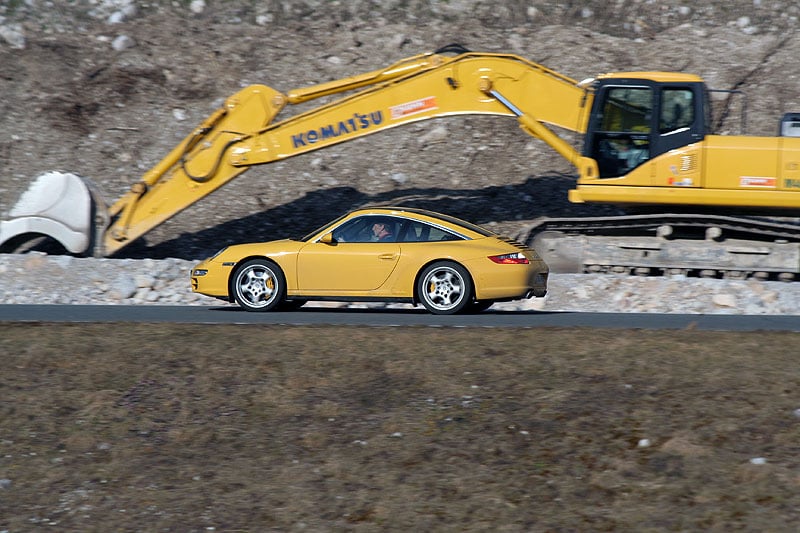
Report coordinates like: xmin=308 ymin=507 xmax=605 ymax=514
xmin=287 ymin=295 xmax=414 ymax=304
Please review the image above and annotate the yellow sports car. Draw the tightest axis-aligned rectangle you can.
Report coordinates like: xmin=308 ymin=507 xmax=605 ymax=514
xmin=191 ymin=207 xmax=548 ymax=314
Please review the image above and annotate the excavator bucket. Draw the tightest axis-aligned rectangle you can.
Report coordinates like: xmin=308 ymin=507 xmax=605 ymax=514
xmin=0 ymin=172 xmax=101 ymax=255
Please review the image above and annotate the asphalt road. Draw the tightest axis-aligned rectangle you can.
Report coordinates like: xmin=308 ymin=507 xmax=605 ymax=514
xmin=0 ymin=305 xmax=798 ymax=331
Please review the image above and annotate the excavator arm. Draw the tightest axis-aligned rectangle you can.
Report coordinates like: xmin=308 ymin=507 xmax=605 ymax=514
xmin=0 ymin=46 xmax=598 ymax=256
xmin=98 ymin=46 xmax=595 ymax=256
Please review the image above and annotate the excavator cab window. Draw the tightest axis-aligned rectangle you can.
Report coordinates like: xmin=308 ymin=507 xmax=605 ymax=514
xmin=660 ymin=88 xmax=694 ymax=134
xmin=591 ymin=86 xmax=653 ymax=177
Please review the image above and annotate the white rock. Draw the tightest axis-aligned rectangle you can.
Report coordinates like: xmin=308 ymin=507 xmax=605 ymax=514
xmin=0 ymin=24 xmax=26 ymax=49
xmin=111 ymin=34 xmax=136 ymax=52
xmin=712 ymin=293 xmax=737 ymax=308
xmin=52 ymin=256 xmax=74 ymax=269
xmin=190 ymin=0 xmax=206 ymax=15
xmin=391 ymin=172 xmax=408 ymax=185
xmin=109 ymin=275 xmax=137 ymax=300
xmin=572 ymin=285 xmax=590 ymax=300
xmin=418 ymin=125 xmax=449 ymax=145
xmin=134 ymin=274 xmax=156 ymax=288
xmin=388 ymin=33 xmax=407 ymax=49
xmin=107 ymin=11 xmax=126 ymax=24
xmin=121 ymin=3 xmax=138 ymax=19
xmin=255 ymin=14 xmax=274 ymax=26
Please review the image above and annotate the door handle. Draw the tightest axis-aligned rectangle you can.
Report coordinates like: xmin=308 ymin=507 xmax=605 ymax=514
xmin=379 ymin=253 xmax=397 ymax=260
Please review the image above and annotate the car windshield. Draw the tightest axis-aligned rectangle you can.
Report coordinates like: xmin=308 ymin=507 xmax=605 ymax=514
xmin=299 ymin=212 xmax=349 ymax=242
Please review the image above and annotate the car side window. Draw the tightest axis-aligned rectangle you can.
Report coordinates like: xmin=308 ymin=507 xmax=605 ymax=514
xmin=430 ymin=227 xmax=459 ymax=241
xmin=398 ymin=220 xmax=460 ymax=242
xmin=399 ymin=221 xmax=424 ymax=242
xmin=332 ymin=216 xmax=400 ymax=243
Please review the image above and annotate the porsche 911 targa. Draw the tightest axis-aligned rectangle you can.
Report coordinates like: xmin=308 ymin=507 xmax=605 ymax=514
xmin=191 ymin=207 xmax=548 ymax=314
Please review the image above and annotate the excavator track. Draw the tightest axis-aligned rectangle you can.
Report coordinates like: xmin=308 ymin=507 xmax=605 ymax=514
xmin=524 ymin=214 xmax=800 ymax=281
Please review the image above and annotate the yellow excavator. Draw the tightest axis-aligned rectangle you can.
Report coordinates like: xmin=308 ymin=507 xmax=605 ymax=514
xmin=3 ymin=44 xmax=800 ymax=278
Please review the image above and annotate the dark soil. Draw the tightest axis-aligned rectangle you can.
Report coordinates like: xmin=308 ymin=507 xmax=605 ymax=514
xmin=2 ymin=323 xmax=800 ymax=531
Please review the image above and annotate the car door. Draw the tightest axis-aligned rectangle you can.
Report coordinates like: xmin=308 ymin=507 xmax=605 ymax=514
xmin=295 ymin=215 xmax=401 ymax=293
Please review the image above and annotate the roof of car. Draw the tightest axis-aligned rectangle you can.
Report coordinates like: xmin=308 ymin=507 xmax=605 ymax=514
xmin=350 ymin=206 xmax=495 ymax=237
xmin=352 ymin=206 xmax=449 ymax=218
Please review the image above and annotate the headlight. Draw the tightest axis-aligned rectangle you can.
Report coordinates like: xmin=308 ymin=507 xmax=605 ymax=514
xmin=192 ymin=269 xmax=208 ymax=276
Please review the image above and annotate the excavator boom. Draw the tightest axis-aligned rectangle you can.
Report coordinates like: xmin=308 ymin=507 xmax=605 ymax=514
xmin=100 ymin=49 xmax=592 ymax=256
xmin=0 ymin=47 xmax=593 ymax=256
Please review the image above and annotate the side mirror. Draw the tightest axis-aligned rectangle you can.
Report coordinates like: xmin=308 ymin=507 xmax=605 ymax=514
xmin=320 ymin=232 xmax=336 ymax=245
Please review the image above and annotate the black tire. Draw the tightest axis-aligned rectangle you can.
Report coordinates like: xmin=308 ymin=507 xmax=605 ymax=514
xmin=279 ymin=299 xmax=307 ymax=311
xmin=231 ymin=259 xmax=286 ymax=312
xmin=417 ymin=261 xmax=473 ymax=315
xmin=467 ymin=300 xmax=494 ymax=313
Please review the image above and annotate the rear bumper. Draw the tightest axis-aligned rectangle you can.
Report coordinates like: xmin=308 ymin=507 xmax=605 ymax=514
xmin=471 ymin=263 xmax=549 ymax=301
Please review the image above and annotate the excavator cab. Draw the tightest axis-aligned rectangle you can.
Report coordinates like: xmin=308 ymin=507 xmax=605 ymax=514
xmin=583 ymin=75 xmax=707 ymax=178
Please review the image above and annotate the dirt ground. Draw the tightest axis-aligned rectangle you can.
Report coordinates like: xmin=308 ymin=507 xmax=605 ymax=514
xmin=2 ymin=323 xmax=800 ymax=531
xmin=2 ymin=1 xmax=800 ymax=259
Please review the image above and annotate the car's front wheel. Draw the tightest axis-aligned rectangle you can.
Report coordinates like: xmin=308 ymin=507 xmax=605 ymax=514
xmin=417 ymin=261 xmax=472 ymax=315
xmin=231 ymin=259 xmax=286 ymax=311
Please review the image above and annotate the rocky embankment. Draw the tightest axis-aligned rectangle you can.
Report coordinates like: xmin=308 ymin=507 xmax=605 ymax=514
xmin=1 ymin=253 xmax=798 ymax=315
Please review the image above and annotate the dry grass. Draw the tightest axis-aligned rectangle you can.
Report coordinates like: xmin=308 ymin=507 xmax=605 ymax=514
xmin=1 ymin=323 xmax=800 ymax=531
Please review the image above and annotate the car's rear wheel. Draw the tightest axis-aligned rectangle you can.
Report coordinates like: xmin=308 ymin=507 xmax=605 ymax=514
xmin=231 ymin=259 xmax=286 ymax=311
xmin=417 ymin=261 xmax=472 ymax=315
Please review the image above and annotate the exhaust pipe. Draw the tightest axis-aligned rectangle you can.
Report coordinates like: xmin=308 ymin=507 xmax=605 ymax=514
xmin=0 ymin=172 xmax=101 ymax=255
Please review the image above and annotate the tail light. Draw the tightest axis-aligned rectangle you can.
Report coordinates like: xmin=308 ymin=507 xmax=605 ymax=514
xmin=488 ymin=252 xmax=529 ymax=264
